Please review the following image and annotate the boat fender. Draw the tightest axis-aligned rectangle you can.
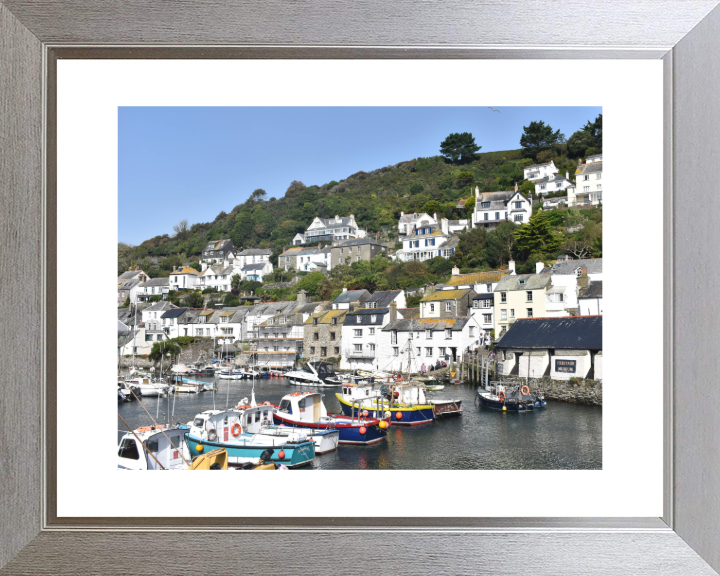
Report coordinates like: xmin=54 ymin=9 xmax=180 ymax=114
xmin=262 ymin=401 xmax=272 ymax=406
xmin=208 ymin=429 xmax=217 ymax=442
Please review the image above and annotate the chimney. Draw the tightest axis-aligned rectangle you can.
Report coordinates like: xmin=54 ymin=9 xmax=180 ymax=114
xmin=535 ymin=261 xmax=545 ymax=274
xmin=566 ymin=170 xmax=569 ymax=179
xmin=475 ymin=185 xmax=480 ymax=199
xmin=433 ymin=212 xmax=437 ymax=222
xmin=400 ymin=211 xmax=404 ymax=217
xmin=577 ymin=268 xmax=589 ymax=290
xmin=342 ymin=286 xmax=347 ymax=293
xmin=508 ymin=260 xmax=516 ymax=275
xmin=514 ymin=182 xmax=518 ymax=193
xmin=335 ymin=215 xmax=340 ymax=222
xmin=451 ymin=266 xmax=460 ymax=277
xmin=441 ymin=218 xmax=449 ymax=235
xmin=297 ymin=290 xmax=307 ymax=305
xmin=390 ymin=300 xmax=397 ymax=323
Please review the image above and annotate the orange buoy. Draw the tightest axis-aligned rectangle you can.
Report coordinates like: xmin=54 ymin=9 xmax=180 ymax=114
xmin=396 ymin=412 xmax=403 ymax=419
xmin=359 ymin=426 xmax=367 ymax=435
xmin=278 ymin=450 xmax=285 ymax=459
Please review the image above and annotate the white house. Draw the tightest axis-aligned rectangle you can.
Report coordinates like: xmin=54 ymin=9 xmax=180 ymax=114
xmin=472 ymin=185 xmax=532 ymax=229
xmin=578 ymin=281 xmax=603 ymax=316
xmin=364 ymin=289 xmax=407 ymax=310
xmin=169 ymin=266 xmax=199 ymax=291
xmin=119 ymin=323 xmax=167 ymax=356
xmin=340 ymin=306 xmax=394 ymax=371
xmin=141 ymin=301 xmax=178 ymax=331
xmin=378 ymin=316 xmax=475 ymax=372
xmin=394 ymin=221 xmax=457 ymax=262
xmin=136 ymin=277 xmax=170 ymax=302
xmin=197 ymin=265 xmax=238 ymax=292
xmin=295 ymin=214 xmax=366 ymax=245
xmin=241 ymin=261 xmax=273 ymax=282
xmin=200 ymin=238 xmax=237 ymax=270
xmin=535 ymin=172 xmax=573 ymax=196
xmin=549 ymin=258 xmax=603 ymax=314
xmin=569 ymin=156 xmax=602 ymax=207
xmin=118 ymin=269 xmax=148 ymax=305
xmin=397 ymin=212 xmax=436 ymax=236
xmin=235 ymin=248 xmax=272 ymax=268
xmin=244 ymin=301 xmax=298 ymax=340
xmin=523 ymin=160 xmax=558 ymax=182
xmin=332 ymin=289 xmax=370 ymax=310
xmin=280 ymin=245 xmax=331 ymax=272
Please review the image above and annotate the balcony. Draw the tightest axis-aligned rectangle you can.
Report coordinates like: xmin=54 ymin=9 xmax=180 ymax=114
xmin=346 ymin=348 xmax=376 ymax=358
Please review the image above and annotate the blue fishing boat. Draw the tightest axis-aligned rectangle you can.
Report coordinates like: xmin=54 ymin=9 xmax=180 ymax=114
xmin=185 ymin=405 xmax=316 ymax=468
xmin=476 ymin=383 xmax=545 ymax=412
xmin=272 ymin=391 xmax=388 ymax=445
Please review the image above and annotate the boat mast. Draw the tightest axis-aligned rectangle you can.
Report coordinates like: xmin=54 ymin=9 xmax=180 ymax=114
xmin=131 ymin=300 xmax=137 ymax=370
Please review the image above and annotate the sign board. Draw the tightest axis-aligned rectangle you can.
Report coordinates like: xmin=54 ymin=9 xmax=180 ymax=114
xmin=556 ymin=359 xmax=577 ymax=373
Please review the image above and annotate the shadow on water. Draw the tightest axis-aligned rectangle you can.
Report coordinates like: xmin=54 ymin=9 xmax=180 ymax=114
xmin=118 ymin=375 xmax=602 ymax=470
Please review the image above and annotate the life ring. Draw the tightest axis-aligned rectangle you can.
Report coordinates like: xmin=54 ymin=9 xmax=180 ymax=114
xmin=290 ymin=392 xmax=302 ymax=397
xmin=498 ymin=391 xmax=506 ymax=402
xmin=521 ymin=385 xmax=530 ymax=396
xmin=208 ymin=429 xmax=217 ymax=441
xmin=231 ymin=423 xmax=242 ymax=437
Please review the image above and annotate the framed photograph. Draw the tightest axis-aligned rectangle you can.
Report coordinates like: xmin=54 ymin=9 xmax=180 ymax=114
xmin=2 ymin=1 xmax=720 ymax=574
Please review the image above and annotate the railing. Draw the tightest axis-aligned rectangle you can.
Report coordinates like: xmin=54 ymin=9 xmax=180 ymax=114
xmin=346 ymin=349 xmax=376 ymax=358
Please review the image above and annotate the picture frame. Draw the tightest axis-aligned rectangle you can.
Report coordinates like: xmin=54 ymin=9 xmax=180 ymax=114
xmin=1 ymin=1 xmax=719 ymax=573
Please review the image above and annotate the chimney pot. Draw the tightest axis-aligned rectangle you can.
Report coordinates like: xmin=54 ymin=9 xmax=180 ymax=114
xmin=508 ymin=260 xmax=516 ymax=275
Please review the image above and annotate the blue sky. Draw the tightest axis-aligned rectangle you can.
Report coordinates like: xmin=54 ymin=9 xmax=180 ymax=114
xmin=119 ymin=106 xmax=601 ymax=245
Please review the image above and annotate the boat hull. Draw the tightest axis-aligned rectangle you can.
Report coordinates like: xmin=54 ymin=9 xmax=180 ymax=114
xmin=335 ymin=395 xmax=435 ymax=426
xmin=272 ymin=412 xmax=387 ymax=445
xmin=477 ymin=393 xmax=534 ymax=412
xmin=432 ymin=400 xmax=463 ymax=417
xmin=184 ymin=433 xmax=315 ymax=468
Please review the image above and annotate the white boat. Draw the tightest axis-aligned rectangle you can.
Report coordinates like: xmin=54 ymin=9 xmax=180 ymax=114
xmin=218 ymin=368 xmax=244 ymax=380
xmin=285 ymin=361 xmax=343 ymax=387
xmin=124 ymin=376 xmax=169 ymax=397
xmin=118 ymin=424 xmax=191 ymax=470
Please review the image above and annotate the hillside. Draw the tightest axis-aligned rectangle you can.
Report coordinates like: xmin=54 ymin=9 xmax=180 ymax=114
xmin=119 ymin=143 xmax=591 ymax=279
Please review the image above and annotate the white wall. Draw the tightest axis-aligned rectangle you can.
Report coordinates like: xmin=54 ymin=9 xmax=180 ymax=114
xmin=517 ymin=351 xmax=550 ymax=379
xmin=579 ymin=296 xmax=603 ymax=315
xmin=550 ymin=352 xmax=592 ymax=380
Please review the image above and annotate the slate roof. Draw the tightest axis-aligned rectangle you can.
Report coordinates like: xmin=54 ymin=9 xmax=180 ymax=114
xmin=139 ymin=277 xmax=169 ymax=287
xmin=524 ymin=161 xmax=554 ymax=170
xmin=382 ymin=317 xmax=470 ymax=332
xmin=173 ymin=267 xmax=199 ymax=275
xmin=237 ymin=248 xmax=271 ymax=256
xmin=495 ymin=316 xmax=603 ymax=350
xmin=118 ymin=278 xmax=142 ymax=290
xmin=535 ymin=174 xmax=571 ymax=184
xmin=473 ymin=293 xmax=494 ymax=300
xmin=446 ymin=269 xmax=510 ymax=287
xmin=420 ymin=288 xmax=474 ymax=302
xmin=550 ymin=258 xmax=602 ymax=276
xmin=316 ymin=216 xmax=353 ymax=227
xmin=331 ymin=238 xmax=385 ymax=248
xmin=305 ymin=309 xmax=348 ymax=324
xmin=576 ymin=161 xmax=603 ymax=175
xmin=250 ymin=301 xmax=297 ymax=316
xmin=242 ymin=263 xmax=269 ymax=272
xmin=333 ymin=289 xmax=369 ymax=304
xmin=343 ymin=308 xmax=389 ymax=326
xmin=442 ymin=236 xmax=460 ymax=249
xmin=119 ymin=270 xmax=144 ymax=280
xmin=494 ymin=274 xmax=552 ymax=292
xmin=366 ymin=290 xmax=402 ymax=308
xmin=145 ymin=301 xmax=177 ymax=312
xmin=399 ymin=212 xmax=433 ymax=224
xmin=280 ymin=247 xmax=303 ymax=256
xmin=161 ymin=308 xmax=187 ymax=319
xmin=202 ymin=239 xmax=235 ymax=255
xmin=398 ymin=308 xmax=420 ymax=319
xmin=474 ymin=191 xmax=528 ymax=211
xmin=579 ymin=281 xmax=603 ymax=299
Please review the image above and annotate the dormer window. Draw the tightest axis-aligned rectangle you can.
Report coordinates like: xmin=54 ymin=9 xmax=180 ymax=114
xmin=481 ymin=202 xmax=490 ymax=208
xmin=519 ymin=279 xmax=526 ymax=285
xmin=313 ymin=318 xmax=318 ymax=326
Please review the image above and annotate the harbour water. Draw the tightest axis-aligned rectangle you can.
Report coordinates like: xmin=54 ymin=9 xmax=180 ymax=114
xmin=118 ymin=374 xmax=602 ymax=470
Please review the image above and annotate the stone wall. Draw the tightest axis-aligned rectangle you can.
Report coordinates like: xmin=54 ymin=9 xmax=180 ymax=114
xmin=523 ymin=376 xmax=602 ymax=406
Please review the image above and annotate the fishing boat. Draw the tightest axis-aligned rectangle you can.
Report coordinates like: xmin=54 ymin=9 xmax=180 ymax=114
xmin=178 ymin=375 xmax=215 ymax=392
xmin=117 ymin=378 xmax=141 ymax=400
xmin=336 ymin=382 xmax=435 ymax=425
xmin=475 ymin=382 xmax=544 ymax=411
xmin=117 ymin=424 xmax=191 ymax=470
xmin=272 ymin=391 xmax=388 ymax=445
xmin=218 ymin=367 xmax=245 ymax=380
xmin=284 ymin=361 xmax=343 ymax=387
xmin=184 ymin=406 xmax=316 ymax=468
xmin=124 ymin=375 xmax=169 ymax=397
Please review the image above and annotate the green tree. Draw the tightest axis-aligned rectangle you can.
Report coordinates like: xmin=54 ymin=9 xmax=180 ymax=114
xmin=520 ymin=121 xmax=562 ymax=160
xmin=409 ymin=182 xmax=425 ymax=195
xmin=293 ymin=271 xmax=325 ymax=297
xmin=420 ymin=200 xmax=444 ymax=217
xmin=583 ymin=114 xmax=603 ymax=150
xmin=185 ymin=291 xmax=204 ymax=309
xmin=230 ymin=273 xmax=242 ymax=294
xmin=536 ymin=149 xmax=554 ymax=164
xmin=464 ymin=196 xmax=476 ymax=218
xmin=513 ymin=211 xmax=563 ymax=258
xmin=567 ymin=130 xmax=595 ymax=158
xmin=439 ymin=132 xmax=481 ymax=164
xmin=148 ymin=340 xmax=181 ymax=362
xmin=519 ymin=180 xmax=535 ymax=197
xmin=455 ymin=171 xmax=475 ymax=188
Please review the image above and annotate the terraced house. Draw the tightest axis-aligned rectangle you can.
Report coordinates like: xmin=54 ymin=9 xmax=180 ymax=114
xmin=493 ymin=273 xmax=565 ymax=339
xmin=200 ymin=238 xmax=237 ymax=269
xmin=340 ymin=303 xmax=397 ymax=371
xmin=394 ymin=221 xmax=458 ymax=262
xmin=330 ymin=239 xmax=387 ymax=269
xmin=304 ymin=309 xmax=348 ymax=360
xmin=419 ymin=288 xmax=476 ymax=320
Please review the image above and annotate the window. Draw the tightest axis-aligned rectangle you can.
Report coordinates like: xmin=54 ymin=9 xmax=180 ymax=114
xmin=597 ymin=184 xmax=602 ymax=190
xmin=157 ymin=334 xmax=163 ymax=341
xmin=510 ymin=308 xmax=515 ymax=318
xmin=320 ymin=347 xmax=327 ymax=357
xmin=426 ymin=329 xmax=433 ymax=339
xmin=221 ymin=316 xmax=228 ymax=323
xmin=369 ymin=343 xmax=376 ymax=352
xmin=500 ymin=326 xmax=507 ymax=335
xmin=484 ymin=213 xmax=488 ymax=221
xmin=356 ymin=316 xmax=361 ymax=324
xmin=501 ymin=309 xmax=507 ymax=320
xmin=369 ymin=327 xmax=375 ymax=335
xmin=367 ymin=301 xmax=376 ymax=309
xmin=547 ymin=293 xmax=564 ymax=303
xmin=439 ymin=347 xmax=446 ymax=355
xmin=514 ymin=214 xmax=523 ymax=222
xmin=332 ymin=317 xmax=338 ymax=325
xmin=584 ymin=175 xmax=590 ymax=181
xmin=540 ymin=184 xmax=546 ymax=190
xmin=514 ymin=201 xmax=522 ymax=209
xmin=416 ymin=347 xmax=421 ymax=356
xmin=354 ymin=344 xmax=362 ymax=352
xmin=145 ymin=334 xmax=153 ymax=341
xmin=371 ymin=315 xmax=376 ymax=323
xmin=393 ymin=347 xmax=399 ymax=356
xmin=526 ymin=291 xmax=533 ymax=302
xmin=313 ymin=332 xmax=319 ymax=341
xmin=527 ymin=308 xmax=533 ymax=318
xmin=430 ymin=303 xmax=435 ymax=312
xmin=501 ymin=292 xmax=507 ymax=303
xmin=596 ymin=173 xmax=602 ymax=179
xmin=334 ymin=347 xmax=340 ymax=355
xmin=483 ymin=313 xmax=492 ymax=323
xmin=330 ymin=332 xmax=336 ymax=340
xmin=357 ymin=246 xmax=361 ymax=253
xmin=354 ymin=329 xmax=362 ymax=337
xmin=391 ymin=330 xmax=398 ymax=345
xmin=583 ymin=186 xmax=590 ymax=192
xmin=481 ymin=202 xmax=490 ymax=208
xmin=118 ymin=438 xmax=139 ymax=460
xmin=443 ymin=302 xmax=451 ymax=312
xmin=495 ymin=212 xmax=499 ymax=220
xmin=313 ymin=317 xmax=318 ymax=325
xmin=473 ymin=301 xmax=478 ymax=309
xmin=482 ymin=299 xmax=491 ymax=309
xmin=425 ymin=347 xmax=433 ymax=357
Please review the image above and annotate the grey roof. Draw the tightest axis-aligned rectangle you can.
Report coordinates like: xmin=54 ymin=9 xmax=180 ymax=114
xmin=494 ymin=274 xmax=552 ymax=292
xmin=577 ymin=161 xmax=602 ymax=175
xmin=242 ymin=263 xmax=269 ymax=272
xmin=579 ymin=281 xmax=603 ymax=299
xmin=333 ymin=289 xmax=370 ymax=304
xmin=366 ymin=290 xmax=402 ymax=308
xmin=343 ymin=308 xmax=389 ymax=326
xmin=399 ymin=212 xmax=432 ymax=224
xmin=295 ymin=302 xmax=330 ymax=315
xmin=473 ymin=293 xmax=494 ymax=300
xmin=139 ymin=277 xmax=169 ymax=287
xmin=202 ymin=238 xmax=235 ymax=255
xmin=382 ymin=317 xmax=470 ymax=332
xmin=237 ymin=248 xmax=271 ymax=256
xmin=118 ymin=278 xmax=142 ymax=290
xmin=398 ymin=308 xmax=420 ymax=319
xmin=536 ymin=174 xmax=571 ymax=184
xmin=119 ymin=270 xmax=144 ymax=280
xmin=550 ymin=259 xmax=603 ymax=276
xmin=496 ymin=316 xmax=602 ymax=351
xmin=524 ymin=161 xmax=554 ymax=170
xmin=332 ymin=238 xmax=385 ymax=248
xmin=475 ymin=191 xmax=529 ymax=211
xmin=145 ymin=301 xmax=177 ymax=312
xmin=317 ymin=216 xmax=353 ymax=227
xmin=442 ymin=236 xmax=460 ymax=249
xmin=250 ymin=301 xmax=297 ymax=316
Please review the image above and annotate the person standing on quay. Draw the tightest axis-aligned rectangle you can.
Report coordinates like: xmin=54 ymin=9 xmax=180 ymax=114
xmin=421 ymin=363 xmax=426 ymax=375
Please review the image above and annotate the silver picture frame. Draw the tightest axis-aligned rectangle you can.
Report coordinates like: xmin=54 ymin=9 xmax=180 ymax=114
xmin=1 ymin=1 xmax=719 ymax=573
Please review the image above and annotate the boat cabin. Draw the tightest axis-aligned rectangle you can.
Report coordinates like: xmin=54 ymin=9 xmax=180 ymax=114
xmin=386 ymin=383 xmax=429 ymax=405
xmin=340 ymin=383 xmax=382 ymax=401
xmin=188 ymin=405 xmax=277 ymax=443
xmin=277 ymin=392 xmax=328 ymax=423
xmin=117 ymin=425 xmax=189 ymax=470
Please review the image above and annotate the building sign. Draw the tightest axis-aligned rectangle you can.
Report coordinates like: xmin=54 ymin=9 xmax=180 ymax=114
xmin=556 ymin=359 xmax=576 ymax=373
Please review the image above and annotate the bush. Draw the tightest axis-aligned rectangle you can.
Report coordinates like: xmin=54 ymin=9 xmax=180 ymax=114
xmin=119 ymin=297 xmax=130 ymax=308
xmin=455 ymin=171 xmax=474 ymax=188
xmin=202 ymin=287 xmax=218 ymax=294
xmin=409 ymin=182 xmax=425 ymax=194
xmin=184 ymin=291 xmax=204 ymax=308
xmin=536 ymin=149 xmax=554 ymax=163
xmin=148 ymin=295 xmax=162 ymax=303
